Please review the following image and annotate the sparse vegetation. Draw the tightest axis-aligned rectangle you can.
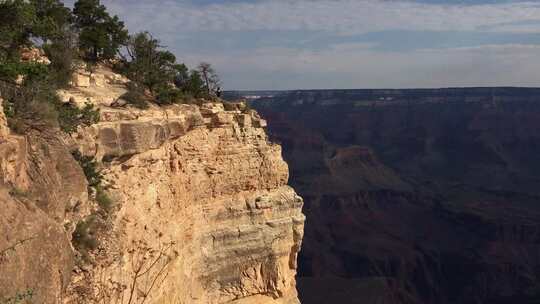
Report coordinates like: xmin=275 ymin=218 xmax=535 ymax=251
xmin=71 ymin=149 xmax=114 ymax=215
xmin=0 ymin=237 xmax=37 ymax=304
xmin=197 ymin=62 xmax=221 ymax=96
xmin=1 ymin=289 xmax=34 ymax=304
xmin=72 ymin=215 xmax=99 ymax=262
xmin=0 ymin=0 xmax=221 ymax=135
xmin=0 ymin=75 xmax=99 ymax=134
xmin=0 ymin=79 xmax=61 ymax=134
xmin=124 ymin=240 xmax=178 ymax=304
xmin=95 ymin=186 xmax=113 ymax=213
xmin=120 ymin=82 xmax=149 ymax=109
xmin=86 ymin=239 xmax=178 ymax=304
xmin=0 ymin=237 xmax=36 ymax=264
xmin=120 ymin=31 xmax=217 ymax=103
xmin=8 ymin=187 xmax=28 ymax=198
xmin=57 ymin=101 xmax=100 ymax=134
xmin=0 ymin=0 xmax=222 ymax=301
xmin=0 ymin=0 xmax=103 ymax=135
xmin=72 ymin=150 xmax=103 ymax=188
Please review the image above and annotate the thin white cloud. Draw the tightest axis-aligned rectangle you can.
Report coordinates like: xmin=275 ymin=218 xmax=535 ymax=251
xmin=100 ymin=0 xmax=540 ymax=35
xmin=183 ymin=43 xmax=540 ymax=89
xmin=64 ymin=0 xmax=540 ymax=89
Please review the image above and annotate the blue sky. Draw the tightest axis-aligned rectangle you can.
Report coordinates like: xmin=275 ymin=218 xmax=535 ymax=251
xmin=67 ymin=0 xmax=540 ymax=90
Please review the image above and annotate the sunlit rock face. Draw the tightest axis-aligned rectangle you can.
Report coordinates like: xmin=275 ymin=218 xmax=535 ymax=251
xmin=253 ymin=88 xmax=540 ymax=304
xmin=0 ymin=67 xmax=304 ymax=304
xmin=67 ymin=101 xmax=305 ymax=304
xmin=0 ymin=102 xmax=87 ymax=304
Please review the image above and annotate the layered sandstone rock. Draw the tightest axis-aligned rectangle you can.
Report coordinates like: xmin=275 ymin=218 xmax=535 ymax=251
xmin=58 ymin=67 xmax=304 ymax=304
xmin=66 ymin=100 xmax=304 ymax=304
xmin=0 ymin=66 xmax=304 ymax=304
xmin=0 ymin=102 xmax=87 ymax=303
xmin=0 ymin=188 xmax=74 ymax=303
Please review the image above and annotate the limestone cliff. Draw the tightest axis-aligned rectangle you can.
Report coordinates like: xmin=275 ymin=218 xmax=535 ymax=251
xmin=0 ymin=100 xmax=88 ymax=303
xmin=0 ymin=68 xmax=304 ymax=304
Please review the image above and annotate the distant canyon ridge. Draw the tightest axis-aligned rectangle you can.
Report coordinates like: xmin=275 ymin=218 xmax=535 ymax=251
xmin=246 ymin=88 xmax=540 ymax=304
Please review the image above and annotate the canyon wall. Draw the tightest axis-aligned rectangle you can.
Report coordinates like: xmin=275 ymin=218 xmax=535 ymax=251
xmin=253 ymin=88 xmax=540 ymax=304
xmin=0 ymin=69 xmax=304 ymax=304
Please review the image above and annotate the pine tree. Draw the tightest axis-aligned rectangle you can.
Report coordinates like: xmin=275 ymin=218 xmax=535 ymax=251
xmin=73 ymin=0 xmax=128 ymax=62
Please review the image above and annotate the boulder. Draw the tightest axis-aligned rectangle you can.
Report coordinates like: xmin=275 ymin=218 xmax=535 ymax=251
xmin=0 ymin=188 xmax=73 ymax=304
xmin=90 ymin=73 xmax=106 ymax=87
xmin=71 ymin=73 xmax=90 ymax=88
xmin=235 ymin=114 xmax=252 ymax=127
xmin=20 ymin=48 xmax=51 ymax=65
xmin=211 ymin=112 xmax=234 ymax=126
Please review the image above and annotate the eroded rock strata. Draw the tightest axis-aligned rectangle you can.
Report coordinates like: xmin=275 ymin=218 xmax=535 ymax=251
xmin=0 ymin=69 xmax=304 ymax=304
xmin=253 ymin=89 xmax=540 ymax=304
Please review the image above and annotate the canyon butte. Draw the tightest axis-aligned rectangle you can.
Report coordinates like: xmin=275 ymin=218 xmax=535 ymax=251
xmin=253 ymin=88 xmax=540 ymax=304
xmin=0 ymin=65 xmax=305 ymax=304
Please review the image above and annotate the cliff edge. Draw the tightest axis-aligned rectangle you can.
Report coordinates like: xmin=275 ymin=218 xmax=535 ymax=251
xmin=0 ymin=67 xmax=305 ymax=304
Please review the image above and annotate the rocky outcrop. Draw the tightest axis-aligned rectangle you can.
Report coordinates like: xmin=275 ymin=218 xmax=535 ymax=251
xmin=64 ymin=99 xmax=304 ymax=304
xmin=20 ymin=48 xmax=51 ymax=65
xmin=0 ymin=105 xmax=88 ymax=303
xmin=0 ymin=67 xmax=304 ymax=304
xmin=0 ymin=188 xmax=74 ymax=304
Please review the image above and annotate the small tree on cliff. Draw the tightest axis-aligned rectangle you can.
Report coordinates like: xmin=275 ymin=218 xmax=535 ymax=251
xmin=30 ymin=0 xmax=73 ymax=42
xmin=121 ymin=32 xmax=209 ymax=103
xmin=0 ymin=1 xmax=42 ymax=61
xmin=122 ymin=32 xmax=178 ymax=93
xmin=73 ymin=0 xmax=128 ymax=62
xmin=173 ymin=65 xmax=207 ymax=98
xmin=197 ymin=62 xmax=220 ymax=96
xmin=185 ymin=70 xmax=206 ymax=97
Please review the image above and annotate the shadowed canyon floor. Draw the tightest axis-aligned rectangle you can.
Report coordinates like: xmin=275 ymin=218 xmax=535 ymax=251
xmin=252 ymin=88 xmax=540 ymax=304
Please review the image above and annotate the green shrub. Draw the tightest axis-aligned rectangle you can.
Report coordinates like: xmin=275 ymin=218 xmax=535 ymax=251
xmin=96 ymin=186 xmax=113 ymax=213
xmin=2 ymin=99 xmax=15 ymax=119
xmin=1 ymin=289 xmax=34 ymax=304
xmin=20 ymin=62 xmax=49 ymax=83
xmin=72 ymin=215 xmax=99 ymax=253
xmin=0 ymin=62 xmax=24 ymax=81
xmin=57 ymin=102 xmax=100 ymax=134
xmin=1 ymin=72 xmax=98 ymax=135
xmin=120 ymin=83 xmax=148 ymax=109
xmin=8 ymin=187 xmax=28 ymax=198
xmin=4 ymin=89 xmax=59 ymax=134
xmin=156 ymin=87 xmax=184 ymax=105
xmin=43 ymin=32 xmax=78 ymax=88
xmin=0 ymin=61 xmax=49 ymax=84
xmin=80 ymin=102 xmax=100 ymax=124
xmin=72 ymin=150 xmax=103 ymax=188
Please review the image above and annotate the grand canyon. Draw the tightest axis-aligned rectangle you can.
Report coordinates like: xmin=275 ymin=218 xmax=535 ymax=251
xmin=3 ymin=0 xmax=540 ymax=303
xmin=252 ymin=88 xmax=540 ymax=304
